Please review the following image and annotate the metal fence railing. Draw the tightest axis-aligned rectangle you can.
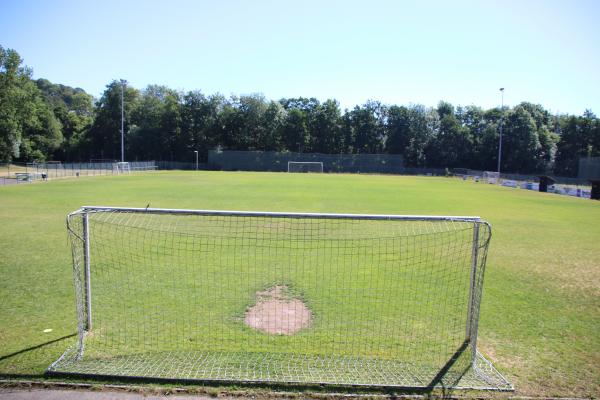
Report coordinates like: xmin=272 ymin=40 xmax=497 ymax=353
xmin=578 ymin=157 xmax=600 ymax=181
xmin=452 ymin=168 xmax=590 ymax=186
xmin=156 ymin=161 xmax=212 ymax=170
xmin=0 ymin=161 xmax=157 ymax=185
xmin=207 ymin=150 xmax=405 ymax=173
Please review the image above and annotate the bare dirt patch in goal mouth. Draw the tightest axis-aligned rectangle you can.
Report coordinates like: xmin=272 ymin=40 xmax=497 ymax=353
xmin=244 ymin=285 xmax=312 ymax=335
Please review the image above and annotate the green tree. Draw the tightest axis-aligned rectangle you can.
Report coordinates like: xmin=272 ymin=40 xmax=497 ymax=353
xmin=21 ymin=107 xmax=63 ymax=160
xmin=456 ymin=105 xmax=486 ymax=169
xmin=282 ymin=108 xmax=309 ymax=152
xmin=536 ymin=125 xmax=558 ymax=173
xmin=88 ymin=80 xmax=139 ymax=161
xmin=500 ymin=106 xmax=542 ymax=173
xmin=238 ymin=94 xmax=268 ymax=150
xmin=280 ymin=97 xmax=320 ymax=152
xmin=517 ymin=102 xmax=558 ymax=172
xmin=403 ymin=105 xmax=435 ymax=167
xmin=35 ymin=78 xmax=94 ymax=161
xmin=477 ymin=123 xmax=501 ymax=171
xmin=217 ymin=94 xmax=266 ymax=151
xmin=160 ymin=88 xmax=183 ymax=160
xmin=518 ymin=102 xmax=553 ymax=132
xmin=217 ymin=98 xmax=241 ymax=150
xmin=311 ymin=99 xmax=343 ymax=153
xmin=386 ymin=105 xmax=411 ymax=155
xmin=436 ymin=100 xmax=454 ymax=119
xmin=180 ymin=91 xmax=224 ymax=160
xmin=0 ymin=46 xmax=62 ymax=162
xmin=261 ymin=101 xmax=286 ymax=151
xmin=554 ymin=111 xmax=596 ymax=176
xmin=590 ymin=112 xmax=600 ymax=156
xmin=427 ymin=103 xmax=473 ymax=168
xmin=128 ymin=85 xmax=183 ymax=161
xmin=345 ymin=101 xmax=386 ymax=154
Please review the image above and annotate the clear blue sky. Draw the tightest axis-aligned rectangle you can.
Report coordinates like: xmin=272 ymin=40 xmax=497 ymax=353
xmin=1 ymin=0 xmax=599 ymax=114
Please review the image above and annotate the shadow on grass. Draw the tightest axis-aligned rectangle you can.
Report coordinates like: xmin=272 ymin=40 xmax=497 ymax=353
xmin=45 ymin=344 xmax=475 ymax=399
xmin=0 ymin=333 xmax=76 ymax=379
xmin=425 ymin=340 xmax=471 ymax=398
xmin=428 ymin=340 xmax=470 ymax=386
xmin=3 ymin=336 xmax=475 ymax=399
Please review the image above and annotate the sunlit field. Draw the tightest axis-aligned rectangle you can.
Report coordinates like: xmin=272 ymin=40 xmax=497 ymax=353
xmin=0 ymin=171 xmax=598 ymax=397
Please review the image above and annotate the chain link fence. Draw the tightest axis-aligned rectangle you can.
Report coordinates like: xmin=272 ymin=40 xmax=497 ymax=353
xmin=207 ymin=150 xmax=405 ymax=174
xmin=578 ymin=157 xmax=600 ymax=181
xmin=0 ymin=162 xmax=157 ymax=185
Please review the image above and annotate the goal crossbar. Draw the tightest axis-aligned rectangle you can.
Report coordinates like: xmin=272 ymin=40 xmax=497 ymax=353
xmin=79 ymin=205 xmax=481 ymax=222
xmin=50 ymin=206 xmax=512 ymax=391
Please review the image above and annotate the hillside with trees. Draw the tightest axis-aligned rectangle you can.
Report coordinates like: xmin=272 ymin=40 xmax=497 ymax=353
xmin=1 ymin=45 xmax=599 ymax=176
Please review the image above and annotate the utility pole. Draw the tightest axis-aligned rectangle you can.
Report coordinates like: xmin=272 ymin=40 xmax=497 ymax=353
xmin=120 ymin=79 xmax=126 ymax=163
xmin=497 ymin=88 xmax=505 ymax=175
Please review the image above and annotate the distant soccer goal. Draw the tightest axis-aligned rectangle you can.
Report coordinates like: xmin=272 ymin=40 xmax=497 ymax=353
xmin=49 ymin=206 xmax=511 ymax=390
xmin=288 ymin=161 xmax=323 ymax=173
xmin=483 ymin=171 xmax=500 ymax=184
xmin=112 ymin=162 xmax=131 ymax=174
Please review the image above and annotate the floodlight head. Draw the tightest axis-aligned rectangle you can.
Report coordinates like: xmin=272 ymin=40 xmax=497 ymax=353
xmin=499 ymin=87 xmax=504 ymax=92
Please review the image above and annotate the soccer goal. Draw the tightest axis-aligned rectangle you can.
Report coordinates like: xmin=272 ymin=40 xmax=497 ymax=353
xmin=483 ymin=171 xmax=500 ymax=184
xmin=49 ymin=206 xmax=511 ymax=390
xmin=288 ymin=161 xmax=323 ymax=173
xmin=112 ymin=162 xmax=131 ymax=174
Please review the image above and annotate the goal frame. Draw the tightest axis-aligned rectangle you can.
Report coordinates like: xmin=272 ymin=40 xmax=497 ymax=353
xmin=287 ymin=161 xmax=324 ymax=173
xmin=51 ymin=206 xmax=511 ymax=390
xmin=113 ymin=162 xmax=131 ymax=174
xmin=75 ymin=207 xmax=484 ymax=332
xmin=482 ymin=171 xmax=500 ymax=184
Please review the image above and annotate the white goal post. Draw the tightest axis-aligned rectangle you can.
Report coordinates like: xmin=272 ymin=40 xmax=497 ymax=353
xmin=288 ymin=161 xmax=323 ymax=173
xmin=113 ymin=162 xmax=131 ymax=174
xmin=483 ymin=171 xmax=500 ymax=184
xmin=49 ymin=206 xmax=512 ymax=390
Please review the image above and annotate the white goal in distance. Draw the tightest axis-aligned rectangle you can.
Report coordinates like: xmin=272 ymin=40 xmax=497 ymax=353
xmin=113 ymin=162 xmax=131 ymax=174
xmin=287 ymin=161 xmax=323 ymax=173
xmin=483 ymin=171 xmax=500 ymax=184
xmin=48 ymin=206 xmax=512 ymax=391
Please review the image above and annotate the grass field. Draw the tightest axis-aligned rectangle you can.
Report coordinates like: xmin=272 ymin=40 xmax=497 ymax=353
xmin=0 ymin=171 xmax=598 ymax=397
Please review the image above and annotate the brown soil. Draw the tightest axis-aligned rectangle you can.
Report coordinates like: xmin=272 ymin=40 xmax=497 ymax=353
xmin=244 ymin=285 xmax=312 ymax=335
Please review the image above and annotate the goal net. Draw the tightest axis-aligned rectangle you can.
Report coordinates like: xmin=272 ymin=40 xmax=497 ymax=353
xmin=49 ymin=207 xmax=511 ymax=390
xmin=483 ymin=171 xmax=500 ymax=184
xmin=288 ymin=161 xmax=323 ymax=173
xmin=112 ymin=162 xmax=131 ymax=174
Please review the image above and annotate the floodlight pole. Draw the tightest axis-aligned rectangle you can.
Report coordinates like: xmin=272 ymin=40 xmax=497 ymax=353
xmin=194 ymin=150 xmax=198 ymax=171
xmin=120 ymin=79 xmax=126 ymax=163
xmin=497 ymin=88 xmax=505 ymax=175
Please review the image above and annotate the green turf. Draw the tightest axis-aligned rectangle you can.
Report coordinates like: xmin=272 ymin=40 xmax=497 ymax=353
xmin=0 ymin=171 xmax=598 ymax=396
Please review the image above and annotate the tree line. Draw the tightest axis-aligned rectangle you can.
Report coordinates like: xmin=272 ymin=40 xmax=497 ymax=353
xmin=2 ymin=45 xmax=599 ymax=176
